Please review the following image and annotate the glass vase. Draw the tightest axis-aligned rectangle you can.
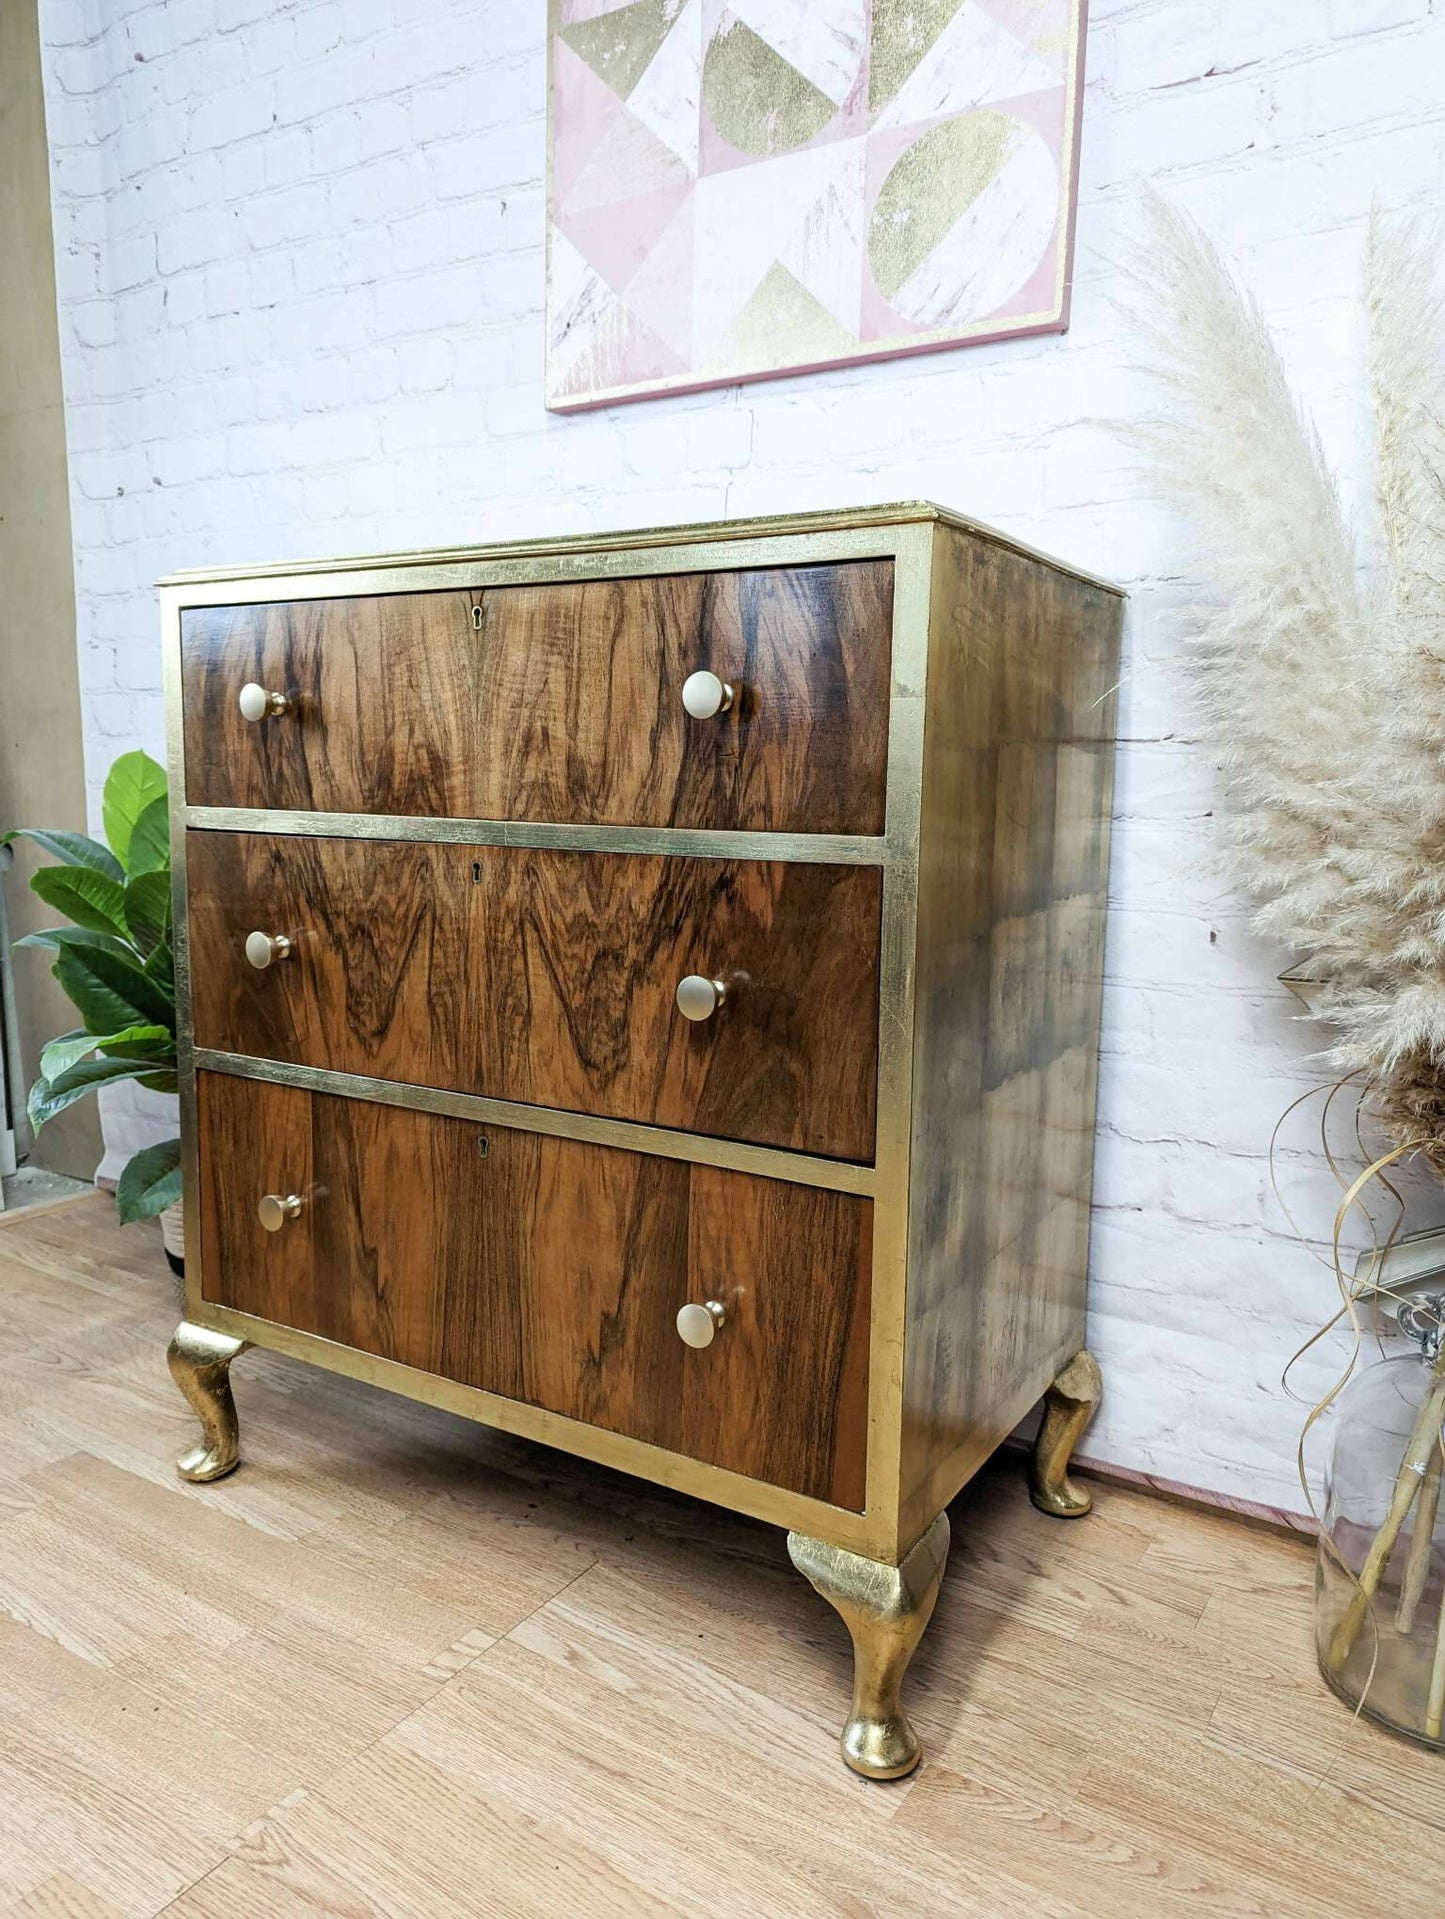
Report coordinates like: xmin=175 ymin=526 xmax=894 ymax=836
xmin=1315 ymin=1315 xmax=1445 ymax=1748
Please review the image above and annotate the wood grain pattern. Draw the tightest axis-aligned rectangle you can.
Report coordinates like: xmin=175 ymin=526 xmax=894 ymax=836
xmin=186 ymin=832 xmax=882 ymax=1161
xmin=896 ymin=523 xmax=1124 ymax=1551
xmin=180 ymin=563 xmax=893 ymax=834
xmin=7 ymin=1196 xmax=1445 ymax=1919
xmin=197 ymin=1071 xmax=871 ymax=1508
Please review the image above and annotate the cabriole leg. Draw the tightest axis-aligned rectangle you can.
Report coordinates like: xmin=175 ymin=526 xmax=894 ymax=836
xmin=788 ymin=1511 xmax=950 ymax=1780
xmin=167 ymin=1321 xmax=250 ymax=1482
xmin=1029 ymin=1348 xmax=1102 ymax=1518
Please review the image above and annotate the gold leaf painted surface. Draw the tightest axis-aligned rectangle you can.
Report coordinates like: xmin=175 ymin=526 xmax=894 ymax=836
xmin=868 ymin=111 xmax=1019 ymax=302
xmin=559 ymin=0 xmax=687 ymax=102
xmin=702 ymin=19 xmax=839 ymax=157
xmin=868 ymin=0 xmax=965 ymax=114
xmin=715 ymin=261 xmax=860 ymax=372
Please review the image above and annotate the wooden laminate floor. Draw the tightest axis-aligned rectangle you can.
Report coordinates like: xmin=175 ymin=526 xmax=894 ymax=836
xmin=1 ymin=1196 xmax=1442 ymax=1919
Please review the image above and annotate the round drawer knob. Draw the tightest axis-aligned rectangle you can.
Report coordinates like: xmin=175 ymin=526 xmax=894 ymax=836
xmin=676 ymin=974 xmax=727 ymax=1022
xmin=681 ymin=670 xmax=734 ymax=720
xmin=244 ymin=930 xmax=293 ymax=969
xmin=257 ymin=1192 xmax=303 ymax=1232
xmin=676 ymin=1300 xmax=727 ymax=1348
xmin=238 ymin=682 xmax=291 ymax=722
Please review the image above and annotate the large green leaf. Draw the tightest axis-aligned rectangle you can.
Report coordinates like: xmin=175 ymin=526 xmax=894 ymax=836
xmin=30 ymin=865 xmax=130 ymax=938
xmin=39 ymin=1029 xmax=102 ymax=1079
xmin=53 ymin=942 xmax=174 ymax=1036
xmin=96 ymin=1023 xmax=174 ymax=1062
xmin=39 ymin=1024 xmax=173 ymax=1081
xmin=116 ymin=1137 xmax=182 ymax=1224
xmin=143 ymin=939 xmax=174 ymax=995
xmin=27 ymin=1054 xmax=162 ymax=1131
xmin=124 ymin=869 xmax=171 ymax=954
xmin=2 ymin=828 xmax=124 ymax=883
xmin=127 ymin=796 xmax=171 ymax=878
xmin=102 ymin=751 xmax=168 ymax=873
xmin=15 ymin=926 xmax=134 ymax=960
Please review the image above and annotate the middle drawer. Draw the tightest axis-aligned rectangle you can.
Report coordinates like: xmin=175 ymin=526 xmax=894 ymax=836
xmin=186 ymin=831 xmax=882 ymax=1162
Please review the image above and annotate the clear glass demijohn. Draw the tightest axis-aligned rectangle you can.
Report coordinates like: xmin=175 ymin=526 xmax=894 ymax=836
xmin=1315 ymin=1291 xmax=1445 ymax=1747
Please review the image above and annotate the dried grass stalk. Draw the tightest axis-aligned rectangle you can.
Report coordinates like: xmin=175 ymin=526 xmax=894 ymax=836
xmin=1132 ymin=193 xmax=1445 ymax=1163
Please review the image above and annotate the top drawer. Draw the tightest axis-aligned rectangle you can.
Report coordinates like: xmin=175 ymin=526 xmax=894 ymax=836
xmin=180 ymin=562 xmax=893 ymax=835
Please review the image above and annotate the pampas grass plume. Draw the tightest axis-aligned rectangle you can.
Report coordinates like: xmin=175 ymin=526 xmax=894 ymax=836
xmin=1132 ymin=192 xmax=1445 ymax=1158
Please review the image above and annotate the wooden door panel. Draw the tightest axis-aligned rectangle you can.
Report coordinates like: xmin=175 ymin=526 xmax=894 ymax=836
xmin=186 ymin=832 xmax=882 ymax=1161
xmin=197 ymin=1073 xmax=871 ymax=1508
xmin=179 ymin=563 xmax=892 ymax=835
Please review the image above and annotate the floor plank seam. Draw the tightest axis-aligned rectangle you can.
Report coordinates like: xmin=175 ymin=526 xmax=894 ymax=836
xmin=221 ymin=1554 xmax=607 ymax=1832
xmin=152 ymin=1842 xmax=247 ymax=1918
xmin=492 ymin=1555 xmax=602 ymax=1652
xmin=138 ymin=1572 xmax=598 ymax=1919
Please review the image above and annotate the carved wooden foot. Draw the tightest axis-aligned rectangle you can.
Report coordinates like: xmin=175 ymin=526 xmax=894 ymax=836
xmin=788 ymin=1511 xmax=950 ymax=1779
xmin=1029 ymin=1348 xmax=1102 ymax=1518
xmin=167 ymin=1321 xmax=250 ymax=1482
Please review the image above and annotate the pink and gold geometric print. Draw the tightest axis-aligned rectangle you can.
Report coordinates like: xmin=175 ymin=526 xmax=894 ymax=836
xmin=546 ymin=0 xmax=1087 ymax=410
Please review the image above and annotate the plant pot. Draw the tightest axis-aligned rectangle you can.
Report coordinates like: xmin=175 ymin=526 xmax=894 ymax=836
xmin=95 ymin=1083 xmax=183 ymax=1279
xmin=94 ymin=1081 xmax=180 ymax=1184
xmin=159 ymin=1199 xmax=186 ymax=1280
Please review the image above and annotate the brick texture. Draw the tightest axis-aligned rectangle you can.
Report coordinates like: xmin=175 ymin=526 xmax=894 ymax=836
xmin=35 ymin=0 xmax=1445 ymax=1514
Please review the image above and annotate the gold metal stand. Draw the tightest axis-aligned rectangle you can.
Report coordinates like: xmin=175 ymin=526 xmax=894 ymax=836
xmin=167 ymin=1321 xmax=250 ymax=1482
xmin=788 ymin=1511 xmax=950 ymax=1779
xmin=1029 ymin=1349 xmax=1102 ymax=1518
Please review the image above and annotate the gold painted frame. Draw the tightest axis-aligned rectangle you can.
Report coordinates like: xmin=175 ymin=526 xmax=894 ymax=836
xmin=161 ymin=502 xmax=1113 ymax=1563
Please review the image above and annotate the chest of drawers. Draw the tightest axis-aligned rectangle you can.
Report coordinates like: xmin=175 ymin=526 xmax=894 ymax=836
xmin=161 ymin=503 xmax=1122 ymax=1778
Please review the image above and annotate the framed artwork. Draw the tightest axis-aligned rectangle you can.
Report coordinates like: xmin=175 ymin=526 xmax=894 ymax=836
xmin=545 ymin=0 xmax=1088 ymax=411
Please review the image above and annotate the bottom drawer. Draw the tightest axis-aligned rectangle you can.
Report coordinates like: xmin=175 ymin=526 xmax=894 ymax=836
xmin=195 ymin=1071 xmax=872 ymax=1509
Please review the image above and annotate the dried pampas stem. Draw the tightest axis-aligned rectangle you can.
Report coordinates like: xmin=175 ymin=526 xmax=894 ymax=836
xmin=1397 ymin=1438 xmax=1444 ymax=1633
xmin=1324 ymin=1350 xmax=1445 ymax=1671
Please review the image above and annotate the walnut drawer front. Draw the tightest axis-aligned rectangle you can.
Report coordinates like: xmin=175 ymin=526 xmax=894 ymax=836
xmin=187 ymin=831 xmax=882 ymax=1162
xmin=197 ymin=1072 xmax=872 ymax=1509
xmin=180 ymin=562 xmax=893 ymax=835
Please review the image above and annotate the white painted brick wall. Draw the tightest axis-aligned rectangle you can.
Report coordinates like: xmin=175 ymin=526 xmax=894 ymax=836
xmin=35 ymin=0 xmax=1445 ymax=1516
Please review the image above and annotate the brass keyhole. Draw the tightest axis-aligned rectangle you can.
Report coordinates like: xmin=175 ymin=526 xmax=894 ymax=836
xmin=472 ymin=860 xmax=482 ymax=883
xmin=476 ymin=1135 xmax=489 ymax=1159
xmin=470 ymin=604 xmax=484 ymax=631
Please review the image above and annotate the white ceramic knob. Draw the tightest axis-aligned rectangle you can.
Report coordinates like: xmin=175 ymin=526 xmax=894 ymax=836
xmin=676 ymin=974 xmax=727 ymax=1022
xmin=676 ymin=1300 xmax=727 ymax=1348
xmin=244 ymin=930 xmax=293 ymax=969
xmin=257 ymin=1192 xmax=303 ymax=1232
xmin=238 ymin=682 xmax=290 ymax=721
xmin=681 ymin=670 xmax=734 ymax=720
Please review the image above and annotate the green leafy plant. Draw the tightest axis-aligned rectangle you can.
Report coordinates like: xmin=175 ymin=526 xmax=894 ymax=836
xmin=4 ymin=750 xmax=180 ymax=1223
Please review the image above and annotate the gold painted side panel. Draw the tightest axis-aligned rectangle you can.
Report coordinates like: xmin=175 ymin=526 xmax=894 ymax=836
xmin=897 ymin=522 xmax=1122 ymax=1553
xmin=857 ymin=521 xmax=931 ymax=1555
